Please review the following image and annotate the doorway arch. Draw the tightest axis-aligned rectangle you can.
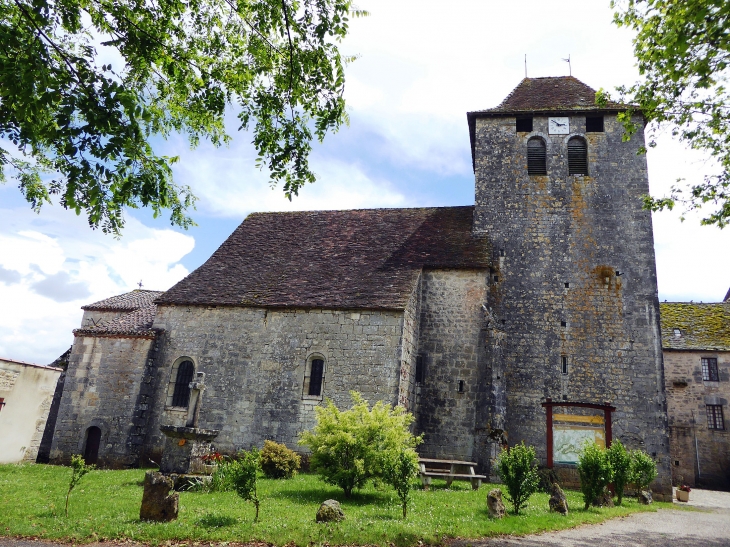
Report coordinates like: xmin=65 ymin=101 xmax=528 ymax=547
xmin=83 ymin=426 xmax=101 ymax=464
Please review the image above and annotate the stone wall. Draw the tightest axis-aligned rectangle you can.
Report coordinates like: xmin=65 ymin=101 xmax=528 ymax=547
xmin=664 ymin=350 xmax=730 ymax=489
xmin=471 ymin=113 xmax=671 ymax=496
xmin=49 ymin=334 xmax=155 ymax=467
xmin=142 ymin=305 xmax=407 ymax=462
xmin=415 ymin=269 xmax=490 ymax=465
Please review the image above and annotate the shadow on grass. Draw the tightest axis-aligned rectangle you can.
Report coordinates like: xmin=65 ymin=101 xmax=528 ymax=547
xmin=273 ymin=487 xmax=386 ymax=506
xmin=120 ymin=480 xmax=145 ymax=487
xmin=196 ymin=513 xmax=239 ymax=528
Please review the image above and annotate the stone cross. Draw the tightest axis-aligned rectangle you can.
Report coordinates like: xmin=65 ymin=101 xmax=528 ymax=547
xmin=185 ymin=371 xmax=206 ymax=428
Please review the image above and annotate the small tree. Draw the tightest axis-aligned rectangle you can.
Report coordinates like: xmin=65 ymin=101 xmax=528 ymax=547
xmin=260 ymin=440 xmax=301 ymax=479
xmin=231 ymin=448 xmax=261 ymax=522
xmin=65 ymin=454 xmax=94 ymax=517
xmin=495 ymin=442 xmax=540 ymax=515
xmin=299 ymin=391 xmax=422 ymax=498
xmin=630 ymin=449 xmax=658 ymax=493
xmin=382 ymin=448 xmax=420 ymax=518
xmin=577 ymin=442 xmax=613 ymax=510
xmin=607 ymin=440 xmax=631 ymax=505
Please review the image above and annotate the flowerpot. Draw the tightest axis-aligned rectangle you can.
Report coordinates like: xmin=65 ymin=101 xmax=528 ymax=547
xmin=676 ymin=489 xmax=689 ymax=502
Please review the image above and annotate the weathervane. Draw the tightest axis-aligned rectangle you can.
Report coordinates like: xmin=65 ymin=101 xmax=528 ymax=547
xmin=562 ymin=54 xmax=571 ymax=76
xmin=137 ymin=280 xmax=144 ymax=289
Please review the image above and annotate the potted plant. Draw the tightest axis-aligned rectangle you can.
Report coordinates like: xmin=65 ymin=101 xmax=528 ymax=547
xmin=201 ymin=451 xmax=224 ymax=475
xmin=676 ymin=484 xmax=691 ymax=502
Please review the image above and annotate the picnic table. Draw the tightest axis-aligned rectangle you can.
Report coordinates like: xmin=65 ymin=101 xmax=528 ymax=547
xmin=418 ymin=458 xmax=486 ymax=491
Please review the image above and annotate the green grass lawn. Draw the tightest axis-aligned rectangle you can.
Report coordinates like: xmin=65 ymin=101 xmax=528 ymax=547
xmin=0 ymin=463 xmax=675 ymax=546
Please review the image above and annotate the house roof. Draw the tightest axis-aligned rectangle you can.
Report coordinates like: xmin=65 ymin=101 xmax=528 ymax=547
xmin=156 ymin=206 xmax=491 ymax=310
xmin=660 ymin=301 xmax=730 ymax=351
xmin=725 ymin=286 xmax=730 ymax=302
xmin=466 ymin=76 xmax=628 ymax=170
xmin=82 ymin=289 xmax=163 ymax=311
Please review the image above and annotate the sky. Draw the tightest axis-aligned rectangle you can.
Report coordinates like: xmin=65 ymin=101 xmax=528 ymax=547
xmin=1 ymin=0 xmax=730 ymax=364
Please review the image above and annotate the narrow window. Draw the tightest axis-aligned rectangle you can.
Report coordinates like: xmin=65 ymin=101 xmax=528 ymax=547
xmin=560 ymin=321 xmax=567 ymax=327
xmin=568 ymin=137 xmax=588 ymax=175
xmin=527 ymin=138 xmax=547 ymax=175
xmin=564 ymin=282 xmax=570 ymax=288
xmin=415 ymin=356 xmax=424 ymax=384
xmin=707 ymin=405 xmax=725 ymax=430
xmin=308 ymin=359 xmax=324 ymax=396
xmin=561 ymin=356 xmax=568 ymax=375
xmin=673 ymin=328 xmax=682 ymax=338
xmin=702 ymin=358 xmax=719 ymax=382
xmin=457 ymin=380 xmax=465 ymax=393
xmin=493 ymin=275 xmax=499 ymax=282
xmin=586 ymin=116 xmax=604 ymax=132
xmin=172 ymin=360 xmax=194 ymax=407
xmin=516 ymin=117 xmax=533 ymax=132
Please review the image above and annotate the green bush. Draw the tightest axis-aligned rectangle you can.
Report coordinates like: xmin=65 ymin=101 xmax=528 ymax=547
xmin=260 ymin=440 xmax=301 ymax=479
xmin=299 ymin=391 xmax=422 ymax=498
xmin=606 ymin=440 xmax=631 ymax=505
xmin=577 ymin=442 xmax=613 ymax=510
xmin=206 ymin=459 xmax=238 ymax=492
xmin=630 ymin=449 xmax=658 ymax=492
xmin=382 ymin=448 xmax=420 ymax=518
xmin=230 ymin=448 xmax=261 ymax=522
xmin=495 ymin=442 xmax=540 ymax=515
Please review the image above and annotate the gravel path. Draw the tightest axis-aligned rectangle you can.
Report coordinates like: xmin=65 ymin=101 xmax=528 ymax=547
xmin=2 ymin=489 xmax=729 ymax=547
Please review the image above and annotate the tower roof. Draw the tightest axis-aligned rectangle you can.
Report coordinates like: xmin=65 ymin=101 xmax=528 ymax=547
xmin=466 ymin=76 xmax=629 ymax=170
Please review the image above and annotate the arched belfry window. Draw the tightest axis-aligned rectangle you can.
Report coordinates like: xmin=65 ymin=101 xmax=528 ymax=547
xmin=527 ymin=138 xmax=547 ymax=175
xmin=303 ymin=355 xmax=325 ymax=398
xmin=568 ymin=137 xmax=588 ymax=175
xmin=171 ymin=359 xmax=194 ymax=407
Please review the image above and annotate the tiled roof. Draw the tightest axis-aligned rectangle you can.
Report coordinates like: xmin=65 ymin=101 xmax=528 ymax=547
xmin=74 ymin=304 xmax=158 ymax=338
xmin=725 ymin=286 xmax=730 ymax=302
xmin=660 ymin=302 xmax=730 ymax=351
xmin=82 ymin=289 xmax=163 ymax=311
xmin=471 ymin=76 xmax=625 ymax=115
xmin=157 ymin=206 xmax=491 ymax=310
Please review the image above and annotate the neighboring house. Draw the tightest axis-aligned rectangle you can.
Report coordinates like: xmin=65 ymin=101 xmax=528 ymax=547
xmin=47 ymin=76 xmax=673 ymax=499
xmin=0 ymin=357 xmax=62 ymax=463
xmin=661 ymin=292 xmax=730 ymax=489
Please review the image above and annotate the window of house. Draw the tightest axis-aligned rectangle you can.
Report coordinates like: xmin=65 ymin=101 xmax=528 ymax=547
xmin=561 ymin=356 xmax=568 ymax=375
xmin=527 ymin=138 xmax=547 ymax=175
xmin=171 ymin=359 xmax=194 ymax=407
xmin=516 ymin=117 xmax=533 ymax=132
xmin=586 ymin=116 xmax=604 ymax=132
xmin=568 ymin=137 xmax=588 ymax=175
xmin=702 ymin=357 xmax=719 ymax=382
xmin=706 ymin=404 xmax=725 ymax=430
xmin=303 ymin=355 xmax=325 ymax=398
xmin=673 ymin=328 xmax=682 ymax=338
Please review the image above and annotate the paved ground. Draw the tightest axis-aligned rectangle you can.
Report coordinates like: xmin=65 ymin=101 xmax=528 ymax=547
xmin=2 ymin=489 xmax=729 ymax=547
xmin=451 ymin=488 xmax=730 ymax=547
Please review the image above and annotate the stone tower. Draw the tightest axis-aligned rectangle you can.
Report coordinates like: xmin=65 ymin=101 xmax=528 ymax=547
xmin=468 ymin=76 xmax=671 ymax=495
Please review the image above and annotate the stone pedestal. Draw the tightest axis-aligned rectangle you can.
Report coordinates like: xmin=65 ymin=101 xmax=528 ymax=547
xmin=159 ymin=425 xmax=219 ymax=475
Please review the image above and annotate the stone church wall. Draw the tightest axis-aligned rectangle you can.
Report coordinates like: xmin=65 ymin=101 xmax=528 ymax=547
xmin=142 ymin=305 xmax=407 ymax=461
xmin=49 ymin=335 xmax=155 ymax=467
xmin=471 ymin=113 xmax=671 ymax=496
xmin=415 ymin=269 xmax=489 ymax=464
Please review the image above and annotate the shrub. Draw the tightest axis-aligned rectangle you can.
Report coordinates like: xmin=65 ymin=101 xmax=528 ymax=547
xmin=630 ymin=449 xmax=657 ymax=492
xmin=207 ymin=459 xmax=238 ymax=492
xmin=577 ymin=442 xmax=613 ymax=510
xmin=606 ymin=440 xmax=631 ymax=505
xmin=299 ymin=391 xmax=422 ymax=498
xmin=260 ymin=440 xmax=301 ymax=479
xmin=382 ymin=448 xmax=420 ymax=518
xmin=495 ymin=442 xmax=540 ymax=515
xmin=230 ymin=448 xmax=261 ymax=522
xmin=66 ymin=454 xmax=94 ymax=517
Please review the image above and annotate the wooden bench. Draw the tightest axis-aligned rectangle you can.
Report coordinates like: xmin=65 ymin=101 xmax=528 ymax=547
xmin=418 ymin=458 xmax=487 ymax=491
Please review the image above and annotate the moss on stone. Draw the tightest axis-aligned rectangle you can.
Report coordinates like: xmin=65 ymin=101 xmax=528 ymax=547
xmin=660 ymin=302 xmax=730 ymax=350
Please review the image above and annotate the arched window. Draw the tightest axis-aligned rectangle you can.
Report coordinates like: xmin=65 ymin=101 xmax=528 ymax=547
xmin=83 ymin=426 xmax=101 ymax=464
xmin=303 ymin=355 xmax=325 ymax=398
xmin=568 ymin=137 xmax=588 ymax=175
xmin=527 ymin=138 xmax=547 ymax=175
xmin=171 ymin=360 xmax=194 ymax=407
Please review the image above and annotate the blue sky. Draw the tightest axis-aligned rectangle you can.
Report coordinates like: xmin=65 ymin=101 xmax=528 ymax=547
xmin=2 ymin=0 xmax=730 ymax=364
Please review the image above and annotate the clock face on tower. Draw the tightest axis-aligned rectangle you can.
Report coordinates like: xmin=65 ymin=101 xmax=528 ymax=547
xmin=548 ymin=117 xmax=570 ymax=134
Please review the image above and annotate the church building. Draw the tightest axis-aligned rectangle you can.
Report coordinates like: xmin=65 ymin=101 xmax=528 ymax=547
xmin=48 ymin=76 xmax=672 ymax=498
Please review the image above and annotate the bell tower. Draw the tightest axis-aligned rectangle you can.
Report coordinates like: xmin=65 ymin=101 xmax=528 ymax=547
xmin=468 ymin=76 xmax=671 ymax=497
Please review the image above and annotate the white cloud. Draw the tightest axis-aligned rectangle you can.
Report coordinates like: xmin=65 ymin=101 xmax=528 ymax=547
xmin=0 ymin=204 xmax=195 ymax=364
